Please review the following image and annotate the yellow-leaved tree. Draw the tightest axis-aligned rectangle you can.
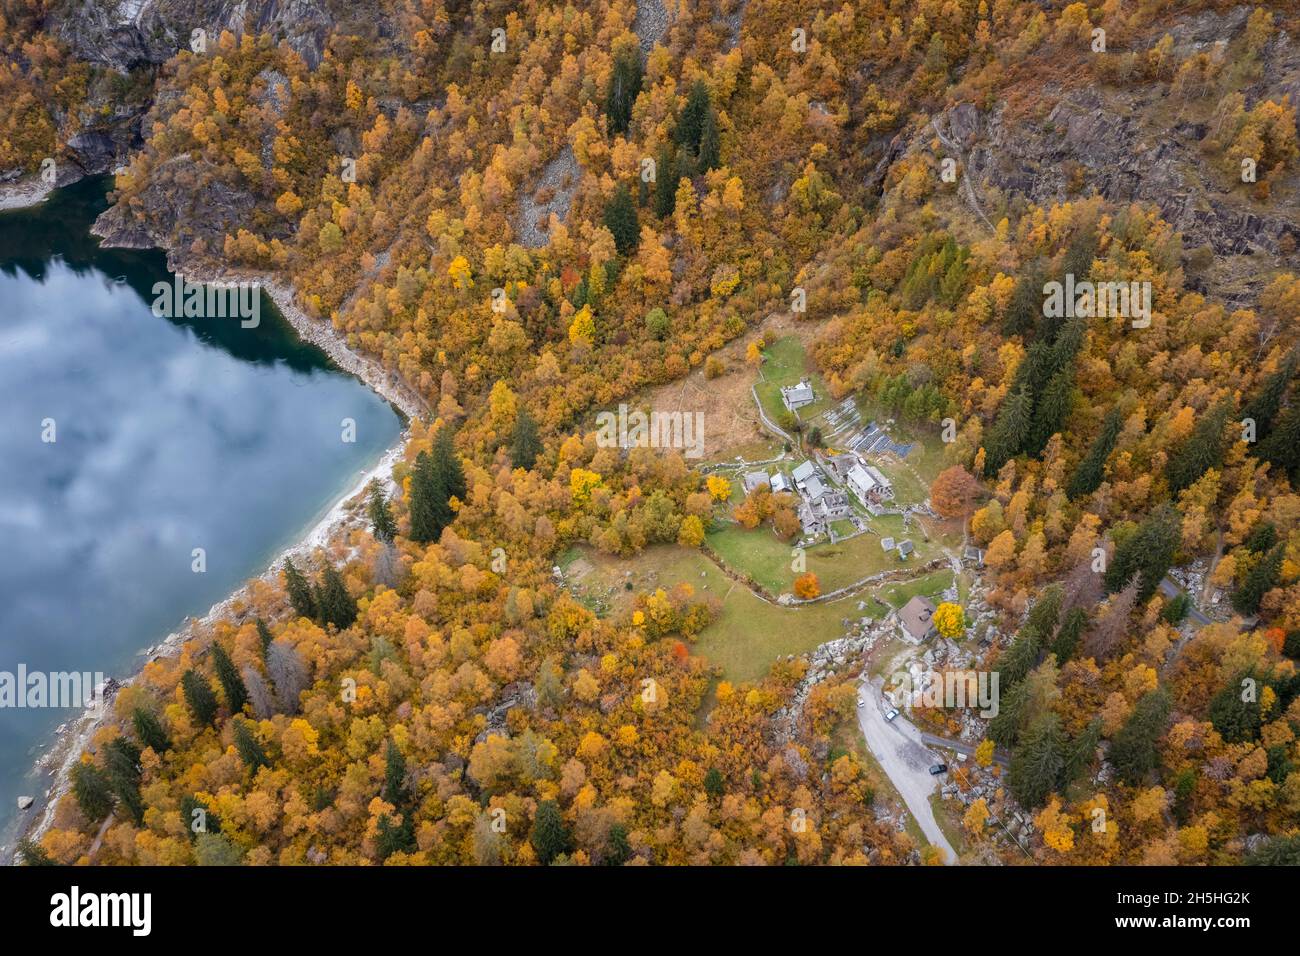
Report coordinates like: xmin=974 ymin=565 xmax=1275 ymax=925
xmin=448 ymin=255 xmax=473 ymax=290
xmin=705 ymin=475 xmax=732 ymax=501
xmin=932 ymin=602 xmax=966 ymax=639
xmin=568 ymin=305 xmax=595 ymax=346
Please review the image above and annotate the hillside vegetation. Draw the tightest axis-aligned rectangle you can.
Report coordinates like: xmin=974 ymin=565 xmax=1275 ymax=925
xmin=6 ymin=0 xmax=1300 ymax=865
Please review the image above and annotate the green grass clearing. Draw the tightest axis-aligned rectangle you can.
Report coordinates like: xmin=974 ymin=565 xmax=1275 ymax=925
xmin=754 ymin=336 xmax=832 ymax=426
xmin=563 ymin=544 xmax=879 ymax=684
xmin=879 ymin=569 xmax=956 ymax=610
xmin=706 ymin=519 xmax=942 ymax=596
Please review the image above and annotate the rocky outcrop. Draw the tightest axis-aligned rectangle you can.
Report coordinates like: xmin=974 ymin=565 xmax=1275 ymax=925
xmin=63 ymin=108 xmax=145 ymax=175
xmin=936 ymin=85 xmax=1299 ymax=261
xmin=633 ymin=0 xmax=670 ymax=53
xmin=91 ymin=153 xmax=260 ymax=250
xmin=0 ymin=92 xmax=141 ymax=207
xmin=514 ymin=145 xmax=579 ymax=248
xmin=881 ymin=6 xmax=1300 ymax=301
xmin=50 ymin=0 xmax=342 ymax=71
xmin=718 ymin=0 xmax=747 ymax=52
xmin=15 ymin=0 xmax=354 ymax=210
xmin=769 ymin=631 xmax=875 ymax=745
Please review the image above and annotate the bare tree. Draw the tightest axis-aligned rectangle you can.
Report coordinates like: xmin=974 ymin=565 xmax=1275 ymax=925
xmin=1060 ymin=557 xmax=1105 ymax=616
xmin=372 ymin=541 xmax=403 ymax=589
xmin=1083 ymin=577 xmax=1139 ymax=661
xmin=266 ymin=640 xmax=309 ymax=715
xmin=242 ymin=666 xmax=276 ymax=720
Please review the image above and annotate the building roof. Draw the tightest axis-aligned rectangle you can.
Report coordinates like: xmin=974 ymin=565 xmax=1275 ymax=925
xmin=792 ymin=460 xmax=817 ymax=483
xmin=770 ymin=472 xmax=791 ymax=492
xmin=863 ymin=464 xmax=891 ymax=487
xmin=899 ymin=595 xmax=937 ymax=641
xmin=880 ymin=536 xmax=896 ymax=551
xmin=803 ymin=475 xmax=828 ymax=501
xmin=847 ymin=463 xmax=877 ymax=492
xmin=896 ymin=539 xmax=915 ymax=556
xmin=782 ymin=381 xmax=815 ymax=405
xmin=743 ymin=471 xmax=770 ymax=492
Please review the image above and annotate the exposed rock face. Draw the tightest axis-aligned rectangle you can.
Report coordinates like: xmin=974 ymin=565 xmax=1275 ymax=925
xmin=0 ymin=87 xmax=144 ymax=198
xmin=92 ymin=154 xmax=259 ymax=250
xmin=51 ymin=0 xmax=339 ymax=70
xmin=633 ymin=0 xmax=670 ymax=54
xmin=64 ymin=118 xmax=141 ymax=177
xmin=894 ymin=6 xmax=1300 ymax=302
xmin=939 ymin=90 xmax=1299 ymax=261
xmin=57 ymin=1 xmax=413 ymax=248
xmin=31 ymin=0 xmax=369 ymax=206
xmin=514 ymin=145 xmax=578 ymax=249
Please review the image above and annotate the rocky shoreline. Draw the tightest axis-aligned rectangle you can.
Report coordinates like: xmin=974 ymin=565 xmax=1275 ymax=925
xmin=91 ymin=213 xmax=430 ymax=422
xmin=0 ymin=175 xmax=57 ymax=212
xmin=8 ymin=199 xmax=429 ymax=861
xmin=189 ymin=269 xmax=429 ymax=423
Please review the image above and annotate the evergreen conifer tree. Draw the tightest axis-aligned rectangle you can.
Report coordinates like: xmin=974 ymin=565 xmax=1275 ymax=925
xmin=368 ymin=480 xmax=397 ymax=543
xmin=1007 ymin=712 xmax=1065 ymax=808
xmin=511 ymin=408 xmax=543 ymax=470
xmin=283 ymin=557 xmax=317 ymax=620
xmin=181 ymin=669 xmax=219 ymax=727
xmin=1067 ymin=407 xmax=1123 ymax=499
xmin=211 ymin=643 xmax=248 ymax=714
xmin=132 ymin=706 xmax=170 ymax=754
xmin=603 ymin=183 xmax=640 ymax=256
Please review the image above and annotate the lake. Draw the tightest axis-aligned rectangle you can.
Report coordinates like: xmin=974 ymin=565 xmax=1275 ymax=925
xmin=0 ymin=177 xmax=401 ymax=842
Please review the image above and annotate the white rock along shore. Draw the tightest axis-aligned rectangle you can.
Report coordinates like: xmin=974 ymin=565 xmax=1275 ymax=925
xmin=0 ymin=175 xmax=56 ymax=211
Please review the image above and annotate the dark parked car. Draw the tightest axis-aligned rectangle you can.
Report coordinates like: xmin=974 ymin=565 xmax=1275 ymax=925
xmin=928 ymin=763 xmax=948 ymax=776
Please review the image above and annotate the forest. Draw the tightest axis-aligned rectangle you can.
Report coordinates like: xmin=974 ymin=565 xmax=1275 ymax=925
xmin=4 ymin=0 xmax=1300 ymax=865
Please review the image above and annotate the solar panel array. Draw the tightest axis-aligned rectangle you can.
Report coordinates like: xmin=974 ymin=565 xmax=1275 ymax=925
xmin=811 ymin=398 xmax=914 ymax=459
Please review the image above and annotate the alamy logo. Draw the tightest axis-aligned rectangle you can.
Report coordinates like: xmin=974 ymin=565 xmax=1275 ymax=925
xmin=595 ymin=404 xmax=706 ymax=459
xmin=890 ymin=668 xmax=1000 ymax=718
xmin=50 ymin=886 xmax=151 ymax=936
xmin=1043 ymin=273 xmax=1151 ymax=328
xmin=0 ymin=665 xmax=106 ymax=709
xmin=152 ymin=273 xmax=261 ymax=328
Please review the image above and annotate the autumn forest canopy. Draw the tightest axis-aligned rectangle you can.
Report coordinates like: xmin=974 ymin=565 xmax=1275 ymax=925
xmin=5 ymin=0 xmax=1300 ymax=870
